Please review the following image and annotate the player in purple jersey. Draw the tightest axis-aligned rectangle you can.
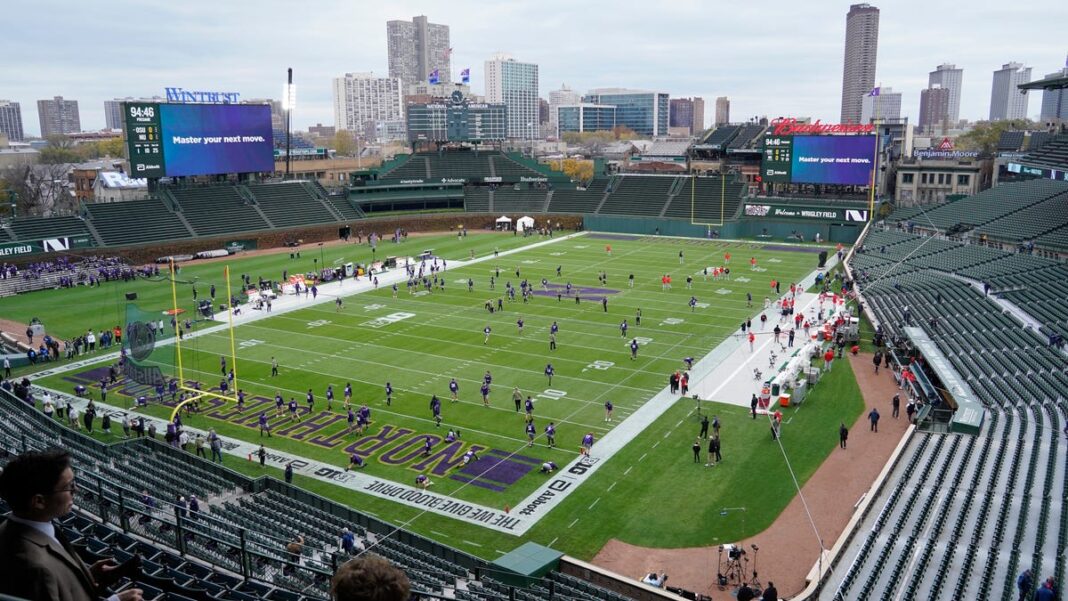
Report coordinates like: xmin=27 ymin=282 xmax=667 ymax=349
xmin=347 ymin=408 xmax=356 ymax=433
xmin=483 ymin=325 xmax=492 ymax=344
xmin=236 ymin=389 xmax=245 ymax=412
xmin=259 ymin=412 xmax=271 ymax=437
xmin=326 ymin=385 xmax=334 ymax=411
xmin=344 ymin=383 xmax=352 ymax=408
xmin=525 ymin=422 xmax=537 ymax=447
xmin=550 ymin=321 xmax=559 ymax=335
xmin=423 ymin=435 xmax=433 ymax=456
xmin=620 ymin=319 xmax=628 ymax=337
xmin=480 ymin=382 xmax=490 ymax=408
xmin=689 ymin=296 xmax=698 ymax=312
xmin=275 ymin=393 xmax=284 ymax=417
xmin=345 ymin=453 xmax=365 ymax=471
xmin=449 ymin=378 xmax=459 ymax=402
xmin=540 ymin=461 xmax=558 ymax=473
xmin=289 ymin=398 xmax=299 ymax=421
xmin=517 ymin=317 xmax=524 ymax=334
xmin=544 ymin=363 xmax=554 ymax=385
xmin=430 ymin=395 xmax=442 ymax=426
xmin=581 ymin=432 xmax=595 ymax=462
xmin=605 ymin=401 xmax=614 ymax=422
xmin=306 ymin=389 xmax=315 ymax=412
xmin=630 ymin=338 xmax=640 ymax=360
xmin=219 ymin=378 xmax=228 ymax=394
xmin=525 ymin=396 xmax=535 ymax=422
xmin=415 ymin=474 xmax=432 ymax=489
xmin=484 ymin=371 xmax=493 ymax=385
xmin=385 ymin=382 xmax=393 ymax=406
xmin=220 ymin=355 xmax=227 ymax=375
xmin=544 ymin=422 xmax=556 ymax=448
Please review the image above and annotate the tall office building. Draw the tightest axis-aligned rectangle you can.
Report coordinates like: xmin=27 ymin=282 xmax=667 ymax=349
xmin=670 ymin=97 xmax=705 ymax=134
xmin=860 ymin=87 xmax=901 ymax=122
xmin=0 ymin=100 xmax=24 ymax=141
xmin=1040 ymin=65 xmax=1068 ymax=121
xmin=549 ymin=84 xmax=581 ymax=135
xmin=918 ymin=86 xmax=951 ymax=134
xmin=928 ymin=63 xmax=963 ymax=125
xmin=332 ymin=73 xmax=404 ymax=133
xmin=715 ymin=96 xmax=730 ymax=126
xmin=485 ymin=53 xmax=539 ymax=139
xmin=840 ymin=4 xmax=880 ymax=124
xmin=557 ymin=104 xmax=617 ymax=134
xmin=989 ymin=62 xmax=1032 ymax=121
xmin=37 ymin=96 xmax=81 ymax=137
xmin=387 ymin=15 xmax=451 ymax=87
xmin=584 ymin=88 xmax=670 ymax=137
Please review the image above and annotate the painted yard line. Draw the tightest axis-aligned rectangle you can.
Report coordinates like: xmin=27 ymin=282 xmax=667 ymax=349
xmin=230 ymin=323 xmax=671 ymax=396
xmin=606 ymin=481 xmax=617 ymax=492
xmin=623 ymin=466 xmax=633 ymax=476
xmin=568 ymin=519 xmax=579 ymax=528
xmin=462 ymin=540 xmax=483 ymax=547
xmin=651 ymin=441 xmax=660 ymax=449
xmin=156 ymin=363 xmax=605 ymax=444
xmin=548 ymin=537 xmax=559 ymax=547
xmin=588 ymin=498 xmax=600 ymax=510
xmin=188 ymin=334 xmax=656 ymax=415
xmin=638 ymin=453 xmax=648 ymax=462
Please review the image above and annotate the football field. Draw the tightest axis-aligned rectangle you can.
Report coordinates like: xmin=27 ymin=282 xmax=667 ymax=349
xmin=33 ymin=232 xmax=863 ymax=559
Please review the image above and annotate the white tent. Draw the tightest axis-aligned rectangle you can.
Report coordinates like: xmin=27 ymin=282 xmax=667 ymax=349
xmin=516 ymin=216 xmax=536 ymax=232
xmin=495 ymin=215 xmax=513 ymax=230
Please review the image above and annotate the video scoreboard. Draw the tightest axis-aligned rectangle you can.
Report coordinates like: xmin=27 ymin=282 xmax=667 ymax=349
xmin=761 ymin=135 xmax=876 ymax=186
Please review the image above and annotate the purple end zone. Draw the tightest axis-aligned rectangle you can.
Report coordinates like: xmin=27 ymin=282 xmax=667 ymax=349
xmin=449 ymin=449 xmax=541 ymax=491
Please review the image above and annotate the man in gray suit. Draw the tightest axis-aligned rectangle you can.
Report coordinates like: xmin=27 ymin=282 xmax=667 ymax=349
xmin=0 ymin=448 xmax=142 ymax=601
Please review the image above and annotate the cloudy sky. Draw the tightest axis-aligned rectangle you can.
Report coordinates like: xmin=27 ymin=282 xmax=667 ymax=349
xmin=6 ymin=0 xmax=1067 ymax=136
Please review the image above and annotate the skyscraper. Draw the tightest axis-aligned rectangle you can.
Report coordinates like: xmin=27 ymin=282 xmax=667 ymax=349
xmin=928 ymin=64 xmax=963 ymax=125
xmin=584 ymin=89 xmax=670 ymax=137
xmin=1039 ymin=63 xmax=1068 ymax=121
xmin=549 ymin=84 xmax=581 ymax=136
xmin=989 ymin=62 xmax=1032 ymax=121
xmin=918 ymin=86 xmax=951 ymax=134
xmin=861 ymin=87 xmax=901 ymax=122
xmin=715 ymin=97 xmax=730 ymax=126
xmin=840 ymin=4 xmax=880 ymax=124
xmin=669 ymin=98 xmax=706 ymax=135
xmin=37 ymin=96 xmax=80 ymax=137
xmin=332 ymin=73 xmax=404 ymax=133
xmin=0 ymin=100 xmax=24 ymax=141
xmin=387 ymin=15 xmax=451 ymax=87
xmin=485 ymin=53 xmax=539 ymax=139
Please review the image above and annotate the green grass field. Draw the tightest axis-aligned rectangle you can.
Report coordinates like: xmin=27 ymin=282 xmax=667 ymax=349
xmin=18 ymin=232 xmax=864 ymax=560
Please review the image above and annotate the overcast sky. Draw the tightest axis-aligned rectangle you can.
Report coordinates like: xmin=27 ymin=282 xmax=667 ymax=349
xmin=6 ymin=0 xmax=1067 ymax=136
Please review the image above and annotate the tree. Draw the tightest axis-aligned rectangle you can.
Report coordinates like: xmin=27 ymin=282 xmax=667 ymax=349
xmin=560 ymin=159 xmax=593 ymax=182
xmin=955 ymin=119 xmax=1042 ymax=156
xmin=611 ymin=125 xmax=638 ymax=141
xmin=38 ymin=134 xmax=80 ymax=164
xmin=333 ymin=130 xmax=356 ymax=156
xmin=0 ymin=164 xmax=76 ymax=217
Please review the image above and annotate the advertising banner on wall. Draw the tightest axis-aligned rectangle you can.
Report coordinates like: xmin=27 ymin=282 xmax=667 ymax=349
xmin=0 ymin=235 xmax=94 ymax=258
xmin=744 ymin=203 xmax=869 ymax=223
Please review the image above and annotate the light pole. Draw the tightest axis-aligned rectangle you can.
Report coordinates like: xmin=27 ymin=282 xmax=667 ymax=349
xmin=282 ymin=68 xmax=296 ymax=179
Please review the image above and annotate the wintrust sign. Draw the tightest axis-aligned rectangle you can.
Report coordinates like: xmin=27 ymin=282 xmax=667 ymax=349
xmin=771 ymin=118 xmax=874 ymax=135
xmin=164 ymin=88 xmax=241 ymax=104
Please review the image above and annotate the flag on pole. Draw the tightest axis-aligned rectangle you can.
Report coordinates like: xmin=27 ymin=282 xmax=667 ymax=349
xmin=428 ymin=69 xmax=439 ymax=84
xmin=868 ymin=87 xmax=881 ymax=97
xmin=461 ymin=68 xmax=470 ymax=84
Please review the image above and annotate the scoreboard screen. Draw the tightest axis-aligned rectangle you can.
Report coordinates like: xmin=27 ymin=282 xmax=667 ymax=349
xmin=761 ymin=135 xmax=876 ymax=186
xmin=124 ymin=103 xmax=274 ymax=178
xmin=407 ymin=102 xmax=507 ymax=143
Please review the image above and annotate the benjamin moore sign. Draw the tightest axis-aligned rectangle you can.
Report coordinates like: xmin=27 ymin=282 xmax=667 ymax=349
xmin=744 ymin=203 xmax=869 ymax=223
xmin=0 ymin=236 xmax=93 ymax=258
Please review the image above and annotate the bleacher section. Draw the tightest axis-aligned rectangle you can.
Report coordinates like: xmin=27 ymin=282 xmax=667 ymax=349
xmin=725 ymin=124 xmax=765 ymax=150
xmin=462 ymin=186 xmax=491 ymax=212
xmin=698 ymin=125 xmax=740 ymax=149
xmin=886 ymin=178 xmax=1068 ymax=231
xmin=491 ymin=187 xmax=549 ymax=214
xmin=426 ymin=151 xmax=491 ymax=178
xmin=976 ymin=192 xmax=1068 ymax=242
xmin=1016 ymin=133 xmax=1068 ymax=171
xmin=825 ymin=221 xmax=1068 ymax=600
xmin=247 ymin=183 xmax=339 ymax=229
xmin=663 ymin=176 xmax=744 ymax=222
xmin=327 ymin=196 xmax=364 ymax=220
xmin=546 ymin=180 xmax=607 ymax=214
xmin=85 ymin=198 xmax=193 ymax=246
xmin=171 ymin=187 xmax=270 ymax=236
xmin=996 ymin=130 xmax=1025 ymax=153
xmin=380 ymin=154 xmax=429 ymax=180
xmin=596 ymin=176 xmax=674 ymax=217
xmin=8 ymin=215 xmax=91 ymax=241
xmin=0 ymin=388 xmax=643 ymax=601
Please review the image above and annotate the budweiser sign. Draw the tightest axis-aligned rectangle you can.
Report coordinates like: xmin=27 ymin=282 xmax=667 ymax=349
xmin=771 ymin=118 xmax=875 ymax=135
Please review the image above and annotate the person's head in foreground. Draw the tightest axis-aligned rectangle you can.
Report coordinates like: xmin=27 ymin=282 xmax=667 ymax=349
xmin=332 ymin=554 xmax=411 ymax=601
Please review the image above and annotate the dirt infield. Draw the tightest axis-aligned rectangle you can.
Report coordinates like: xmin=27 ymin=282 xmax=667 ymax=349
xmin=592 ymin=353 xmax=911 ymax=599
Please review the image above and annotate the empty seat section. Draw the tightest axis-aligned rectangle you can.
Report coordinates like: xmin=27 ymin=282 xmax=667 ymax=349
xmin=247 ymin=183 xmax=337 ymax=228
xmin=86 ymin=198 xmax=191 ymax=246
xmin=170 ymin=187 xmax=268 ymax=236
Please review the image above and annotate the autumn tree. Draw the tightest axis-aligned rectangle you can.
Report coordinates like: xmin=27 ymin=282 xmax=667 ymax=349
xmin=955 ymin=119 xmax=1042 ymax=156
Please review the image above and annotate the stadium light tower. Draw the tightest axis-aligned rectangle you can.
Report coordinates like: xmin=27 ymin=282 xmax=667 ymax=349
xmin=283 ymin=68 xmax=296 ymax=179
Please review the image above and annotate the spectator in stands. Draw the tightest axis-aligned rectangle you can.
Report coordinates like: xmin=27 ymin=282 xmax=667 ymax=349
xmin=1017 ymin=569 xmax=1034 ymax=601
xmin=0 ymin=448 xmax=144 ymax=601
xmin=1035 ymin=576 xmax=1056 ymax=601
xmin=331 ymin=555 xmax=410 ymax=601
xmin=286 ymin=534 xmax=304 ymax=560
xmin=339 ymin=528 xmax=356 ymax=554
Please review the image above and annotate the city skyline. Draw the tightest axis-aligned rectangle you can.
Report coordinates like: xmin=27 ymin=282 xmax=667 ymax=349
xmin=4 ymin=0 xmax=1067 ymax=137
